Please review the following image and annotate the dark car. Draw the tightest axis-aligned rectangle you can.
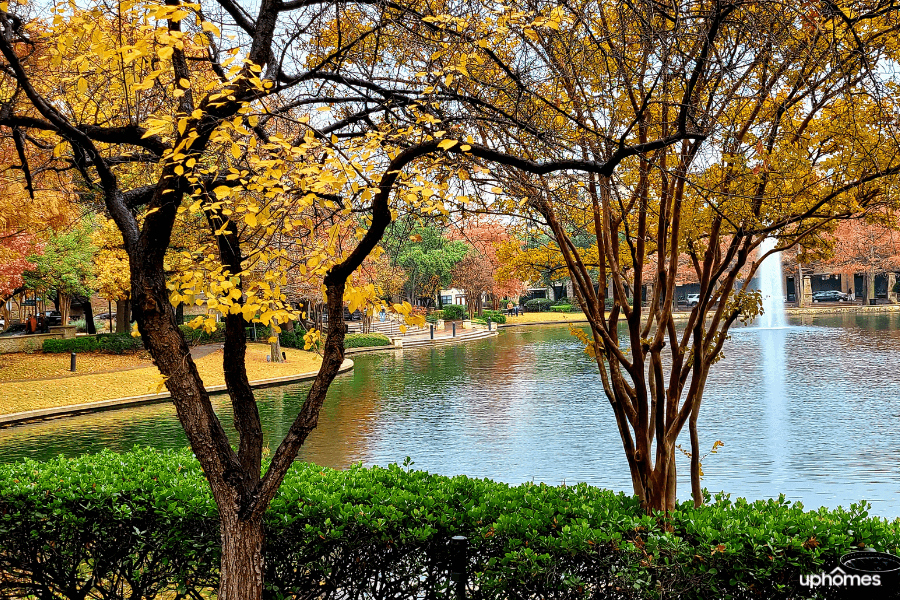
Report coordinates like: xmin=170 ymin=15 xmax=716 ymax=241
xmin=812 ymin=290 xmax=848 ymax=302
xmin=41 ymin=311 xmax=63 ymax=326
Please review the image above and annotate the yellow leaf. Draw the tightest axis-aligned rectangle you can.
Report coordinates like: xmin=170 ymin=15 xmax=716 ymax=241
xmin=437 ymin=139 xmax=458 ymax=151
xmin=158 ymin=46 xmax=174 ymax=60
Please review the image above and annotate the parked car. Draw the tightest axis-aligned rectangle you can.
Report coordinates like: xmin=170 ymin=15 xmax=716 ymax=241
xmin=95 ymin=312 xmax=117 ymax=320
xmin=686 ymin=293 xmax=701 ymax=307
xmin=812 ymin=290 xmax=848 ymax=302
xmin=41 ymin=311 xmax=63 ymax=326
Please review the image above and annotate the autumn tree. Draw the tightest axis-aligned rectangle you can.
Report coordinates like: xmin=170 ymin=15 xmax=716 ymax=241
xmin=450 ymin=218 xmax=525 ymax=313
xmin=388 ymin=0 xmax=900 ymax=514
xmin=825 ymin=218 xmax=900 ymax=301
xmin=0 ymin=2 xmax=444 ymax=597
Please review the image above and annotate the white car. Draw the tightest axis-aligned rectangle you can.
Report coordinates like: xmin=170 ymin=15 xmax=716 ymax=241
xmin=686 ymin=293 xmax=701 ymax=307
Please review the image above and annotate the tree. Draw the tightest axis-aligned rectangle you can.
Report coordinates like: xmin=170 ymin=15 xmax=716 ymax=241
xmin=825 ymin=218 xmax=900 ymax=301
xmin=0 ymin=2 xmax=436 ymax=597
xmin=384 ymin=221 xmax=469 ymax=304
xmin=392 ymin=0 xmax=900 ymax=513
xmin=93 ymin=218 xmax=132 ymax=332
xmin=450 ymin=219 xmax=525 ymax=313
xmin=23 ymin=223 xmax=95 ymax=324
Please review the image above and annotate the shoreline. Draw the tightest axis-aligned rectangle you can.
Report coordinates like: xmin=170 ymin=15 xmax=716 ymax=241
xmin=0 ymin=329 xmax=500 ymax=427
xmin=500 ymin=302 xmax=900 ymax=328
xmin=0 ymin=359 xmax=354 ymax=428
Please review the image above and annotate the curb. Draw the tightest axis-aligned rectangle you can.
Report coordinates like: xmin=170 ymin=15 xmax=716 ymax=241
xmin=499 ymin=304 xmax=900 ymax=328
xmin=0 ymin=359 xmax=354 ymax=428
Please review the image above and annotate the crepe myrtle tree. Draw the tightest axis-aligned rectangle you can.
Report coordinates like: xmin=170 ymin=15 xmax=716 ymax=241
xmin=393 ymin=0 xmax=900 ymax=512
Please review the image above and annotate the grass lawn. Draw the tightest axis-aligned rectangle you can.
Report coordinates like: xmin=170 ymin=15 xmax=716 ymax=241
xmin=505 ymin=311 xmax=589 ymax=324
xmin=0 ymin=345 xmax=322 ymax=415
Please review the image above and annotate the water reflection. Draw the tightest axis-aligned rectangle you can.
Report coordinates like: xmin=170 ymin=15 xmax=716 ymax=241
xmin=2 ymin=315 xmax=900 ymax=517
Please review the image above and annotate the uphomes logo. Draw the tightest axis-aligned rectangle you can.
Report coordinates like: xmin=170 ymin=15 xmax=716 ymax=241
xmin=800 ymin=566 xmax=881 ymax=588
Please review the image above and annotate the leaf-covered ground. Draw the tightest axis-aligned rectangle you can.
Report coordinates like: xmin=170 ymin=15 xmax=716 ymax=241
xmin=505 ymin=311 xmax=588 ymax=324
xmin=0 ymin=351 xmax=153 ymax=382
xmin=0 ymin=345 xmax=323 ymax=415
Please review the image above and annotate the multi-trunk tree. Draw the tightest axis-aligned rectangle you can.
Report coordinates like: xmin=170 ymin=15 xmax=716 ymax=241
xmin=392 ymin=0 xmax=900 ymax=513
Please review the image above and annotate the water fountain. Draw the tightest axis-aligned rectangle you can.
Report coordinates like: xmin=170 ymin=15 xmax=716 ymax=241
xmin=756 ymin=237 xmax=787 ymax=329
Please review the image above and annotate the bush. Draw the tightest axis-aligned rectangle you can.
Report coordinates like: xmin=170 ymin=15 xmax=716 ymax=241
xmin=426 ymin=310 xmax=445 ymax=323
xmin=480 ymin=310 xmax=506 ymax=324
xmin=42 ymin=333 xmax=144 ymax=354
xmin=96 ymin=333 xmax=142 ymax=354
xmin=2 ymin=448 xmax=900 ymax=599
xmin=553 ymin=297 xmax=572 ymax=306
xmin=42 ymin=336 xmax=99 ymax=353
xmin=344 ymin=333 xmax=392 ymax=348
xmin=524 ymin=298 xmax=554 ymax=312
xmin=441 ymin=304 xmax=467 ymax=320
xmin=549 ymin=304 xmax=575 ymax=313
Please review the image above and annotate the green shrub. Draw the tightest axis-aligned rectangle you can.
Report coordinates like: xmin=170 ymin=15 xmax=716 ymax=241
xmin=42 ymin=336 xmax=100 ymax=353
xmin=480 ymin=310 xmax=506 ymax=324
xmin=524 ymin=298 xmax=554 ymax=312
xmin=43 ymin=333 xmax=144 ymax=354
xmin=95 ymin=332 xmax=144 ymax=354
xmin=549 ymin=304 xmax=574 ymax=313
xmin=426 ymin=310 xmax=444 ymax=323
xmin=344 ymin=332 xmax=391 ymax=348
xmin=441 ymin=304 xmax=467 ymax=320
xmin=2 ymin=448 xmax=899 ymax=599
xmin=553 ymin=297 xmax=571 ymax=306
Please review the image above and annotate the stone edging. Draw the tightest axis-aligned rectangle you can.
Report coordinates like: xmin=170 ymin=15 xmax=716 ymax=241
xmin=499 ymin=303 xmax=900 ymax=328
xmin=0 ymin=359 xmax=354 ymax=428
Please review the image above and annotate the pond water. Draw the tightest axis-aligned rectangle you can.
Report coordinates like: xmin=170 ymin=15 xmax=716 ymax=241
xmin=2 ymin=313 xmax=900 ymax=517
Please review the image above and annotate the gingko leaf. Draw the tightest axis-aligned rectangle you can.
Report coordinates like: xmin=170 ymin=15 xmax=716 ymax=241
xmin=158 ymin=46 xmax=174 ymax=60
xmin=437 ymin=139 xmax=458 ymax=151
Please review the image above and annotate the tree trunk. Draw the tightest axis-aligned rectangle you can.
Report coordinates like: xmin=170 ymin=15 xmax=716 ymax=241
xmin=218 ymin=513 xmax=265 ymax=600
xmin=58 ymin=293 xmax=72 ymax=324
xmin=867 ymin=270 xmax=876 ymax=303
xmin=115 ymin=299 xmax=131 ymax=333
xmin=270 ymin=320 xmax=284 ymax=362
xmin=78 ymin=296 xmax=96 ymax=334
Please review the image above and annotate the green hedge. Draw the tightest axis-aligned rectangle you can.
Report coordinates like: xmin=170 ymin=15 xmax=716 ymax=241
xmin=441 ymin=304 xmax=467 ymax=320
xmin=525 ymin=298 xmax=554 ymax=312
xmin=550 ymin=304 xmax=575 ymax=313
xmin=344 ymin=332 xmax=392 ymax=348
xmin=480 ymin=310 xmax=506 ymax=324
xmin=43 ymin=332 xmax=144 ymax=354
xmin=2 ymin=448 xmax=898 ymax=599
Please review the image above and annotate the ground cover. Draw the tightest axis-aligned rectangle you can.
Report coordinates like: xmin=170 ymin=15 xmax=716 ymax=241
xmin=0 ymin=345 xmax=322 ymax=414
xmin=505 ymin=311 xmax=589 ymax=324
xmin=0 ymin=351 xmax=152 ymax=382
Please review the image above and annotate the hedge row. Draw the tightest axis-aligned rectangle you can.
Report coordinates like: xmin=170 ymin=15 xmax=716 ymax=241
xmin=42 ymin=332 xmax=144 ymax=354
xmin=441 ymin=304 xmax=467 ymax=320
xmin=525 ymin=298 xmax=554 ymax=311
xmin=550 ymin=304 xmax=575 ymax=313
xmin=1 ymin=448 xmax=899 ymax=599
